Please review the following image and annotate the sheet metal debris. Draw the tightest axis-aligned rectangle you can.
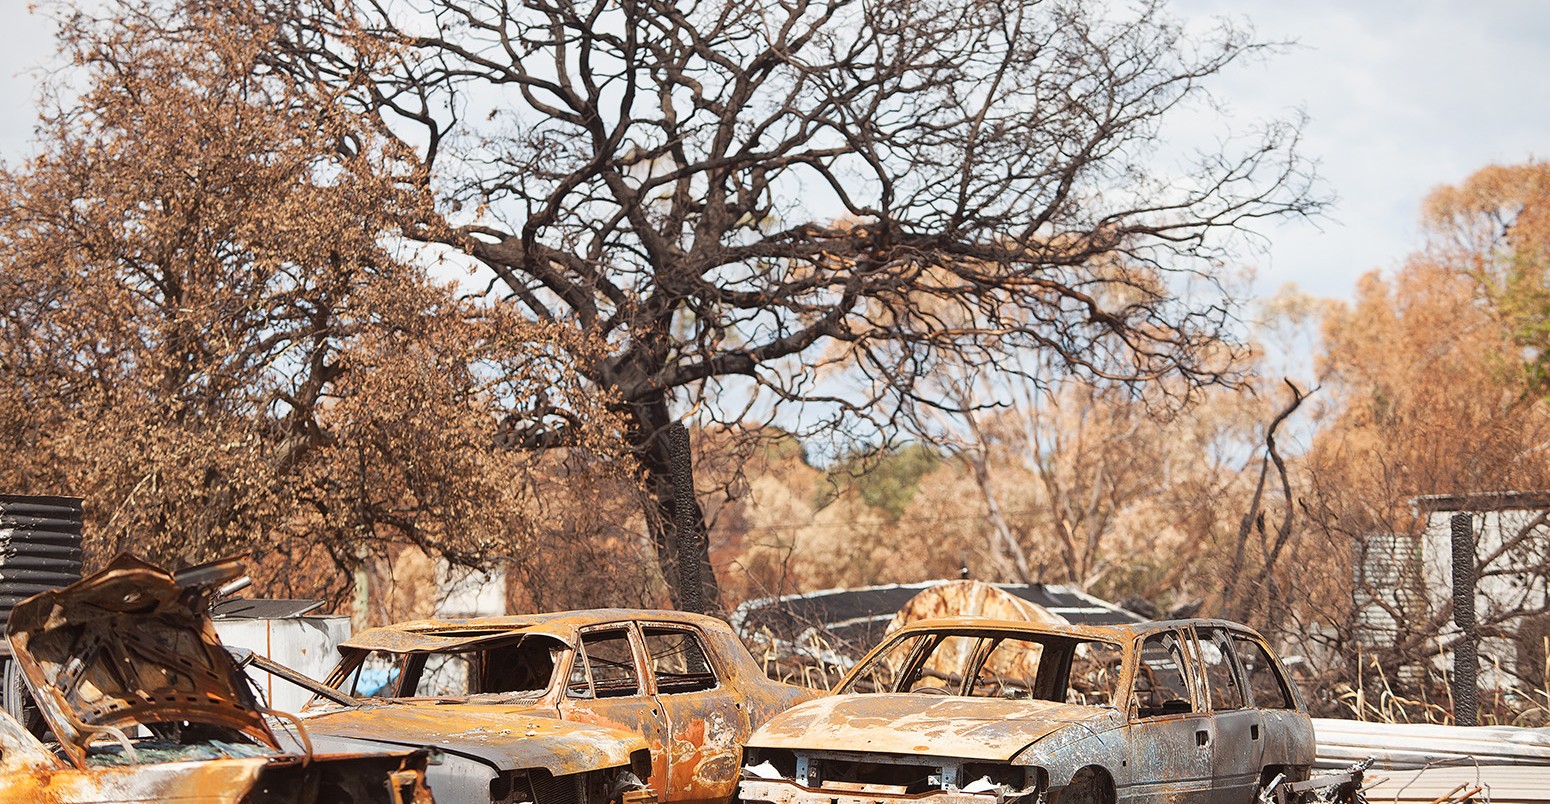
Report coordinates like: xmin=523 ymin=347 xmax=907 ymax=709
xmin=1360 ymin=764 xmax=1550 ymax=803
xmin=1312 ymin=717 xmax=1550 ymax=770
xmin=0 ymin=552 xmax=434 ymax=803
xmin=732 ymin=580 xmax=1145 ymax=670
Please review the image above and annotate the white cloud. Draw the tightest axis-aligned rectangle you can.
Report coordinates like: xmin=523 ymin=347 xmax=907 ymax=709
xmin=1174 ymin=0 xmax=1550 ymax=299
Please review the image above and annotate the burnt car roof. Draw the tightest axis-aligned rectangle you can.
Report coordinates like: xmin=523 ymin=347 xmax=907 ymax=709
xmin=342 ymin=607 xmax=730 ymax=653
xmin=885 ymin=616 xmax=1263 ymax=641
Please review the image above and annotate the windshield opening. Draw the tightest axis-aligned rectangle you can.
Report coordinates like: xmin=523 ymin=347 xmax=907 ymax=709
xmin=327 ymin=635 xmax=566 ymax=700
xmin=839 ymin=629 xmax=1122 ymax=706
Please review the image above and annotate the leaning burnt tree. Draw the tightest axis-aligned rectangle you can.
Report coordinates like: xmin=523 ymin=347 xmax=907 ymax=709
xmin=254 ymin=0 xmax=1317 ymax=611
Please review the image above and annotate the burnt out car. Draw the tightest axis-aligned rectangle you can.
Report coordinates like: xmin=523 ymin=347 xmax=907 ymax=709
xmin=301 ymin=609 xmax=821 ymax=804
xmin=0 ymin=553 xmax=432 ymax=803
xmin=738 ymin=618 xmax=1313 ymax=804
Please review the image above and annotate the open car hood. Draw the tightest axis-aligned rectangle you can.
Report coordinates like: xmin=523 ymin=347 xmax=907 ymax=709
xmin=5 ymin=553 xmax=278 ymax=767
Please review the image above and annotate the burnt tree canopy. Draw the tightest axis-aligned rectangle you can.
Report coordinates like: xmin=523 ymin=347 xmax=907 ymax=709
xmin=245 ymin=0 xmax=1317 ymax=608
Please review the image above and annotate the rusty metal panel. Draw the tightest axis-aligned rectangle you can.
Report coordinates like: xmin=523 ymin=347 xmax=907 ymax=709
xmin=0 ymin=726 xmax=436 ymax=803
xmin=747 ymin=693 xmax=1100 ymax=760
xmin=304 ymin=704 xmax=649 ymax=775
xmin=885 ymin=581 xmax=1070 ymax=635
xmin=6 ymin=554 xmax=280 ymax=767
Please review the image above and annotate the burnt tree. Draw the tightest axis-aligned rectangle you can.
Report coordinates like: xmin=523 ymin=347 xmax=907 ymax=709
xmin=243 ymin=0 xmax=1317 ymax=608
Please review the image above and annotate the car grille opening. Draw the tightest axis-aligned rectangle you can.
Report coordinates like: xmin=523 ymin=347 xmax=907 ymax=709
xmin=529 ymin=770 xmax=584 ymax=804
xmin=813 ymin=758 xmax=938 ymax=794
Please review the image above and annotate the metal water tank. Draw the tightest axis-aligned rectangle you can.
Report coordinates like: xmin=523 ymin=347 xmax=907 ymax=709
xmin=0 ymin=494 xmax=84 ymax=736
xmin=0 ymin=494 xmax=85 ymax=634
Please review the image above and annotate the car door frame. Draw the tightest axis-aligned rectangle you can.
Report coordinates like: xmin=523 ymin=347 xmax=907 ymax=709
xmin=1190 ymin=624 xmax=1264 ymax=804
xmin=1225 ymin=627 xmax=1311 ymax=781
xmin=639 ymin=620 xmax=751 ymax=804
xmin=556 ymin=622 xmax=671 ymax=790
xmin=1122 ymin=627 xmax=1214 ymax=804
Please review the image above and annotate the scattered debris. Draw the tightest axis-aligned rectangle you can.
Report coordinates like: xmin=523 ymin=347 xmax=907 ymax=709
xmin=1305 ymin=718 xmax=1550 ymax=803
xmin=1264 ymin=758 xmax=1371 ymax=804
xmin=732 ymin=579 xmax=1145 ymax=672
xmin=1359 ymin=763 xmax=1549 ymax=803
xmin=213 ymin=594 xmax=349 ymax=714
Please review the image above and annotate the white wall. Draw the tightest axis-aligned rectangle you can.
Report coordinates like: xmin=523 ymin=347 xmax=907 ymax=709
xmin=1420 ymin=508 xmax=1550 ymax=687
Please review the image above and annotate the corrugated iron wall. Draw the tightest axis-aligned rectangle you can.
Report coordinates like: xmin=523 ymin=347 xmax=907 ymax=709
xmin=0 ymin=494 xmax=85 ymax=637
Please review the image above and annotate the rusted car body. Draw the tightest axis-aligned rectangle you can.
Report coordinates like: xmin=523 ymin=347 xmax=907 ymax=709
xmin=739 ymin=618 xmax=1313 ymax=804
xmin=0 ymin=553 xmax=433 ymax=802
xmin=302 ymin=609 xmax=822 ymax=804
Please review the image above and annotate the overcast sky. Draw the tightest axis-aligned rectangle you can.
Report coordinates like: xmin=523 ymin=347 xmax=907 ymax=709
xmin=1 ymin=1 xmax=1546 ymax=305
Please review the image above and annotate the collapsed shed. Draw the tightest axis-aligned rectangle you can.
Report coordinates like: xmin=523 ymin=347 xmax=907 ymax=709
xmin=732 ymin=579 xmax=1145 ymax=678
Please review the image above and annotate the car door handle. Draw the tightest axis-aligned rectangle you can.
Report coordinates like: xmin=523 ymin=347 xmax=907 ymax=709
xmin=1251 ymin=724 xmax=1260 ymax=740
xmin=1196 ymin=730 xmax=1209 ymax=747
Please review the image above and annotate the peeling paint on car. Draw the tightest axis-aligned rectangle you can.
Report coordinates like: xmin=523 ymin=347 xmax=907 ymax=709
xmin=739 ymin=618 xmax=1314 ymax=804
xmin=306 ymin=609 xmax=821 ymax=804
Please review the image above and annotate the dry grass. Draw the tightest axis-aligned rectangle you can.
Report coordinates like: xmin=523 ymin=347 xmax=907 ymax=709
xmin=1332 ymin=643 xmax=1550 ymax=726
xmin=754 ymin=630 xmax=855 ymax=691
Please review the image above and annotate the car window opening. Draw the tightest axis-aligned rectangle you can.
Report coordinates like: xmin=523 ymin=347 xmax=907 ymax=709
xmin=839 ymin=630 xmax=1121 ymax=706
xmin=643 ymin=627 xmax=719 ymax=694
xmin=332 ymin=635 xmax=565 ymax=701
xmin=570 ymin=630 xmax=641 ymax=699
xmin=1134 ymin=632 xmax=1194 ymax=718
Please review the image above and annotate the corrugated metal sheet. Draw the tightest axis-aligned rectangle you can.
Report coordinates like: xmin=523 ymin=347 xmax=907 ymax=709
xmin=1352 ymin=533 xmax=1426 ymax=644
xmin=0 ymin=495 xmax=84 ymax=637
xmin=1362 ymin=764 xmax=1550 ymax=803
xmin=1314 ymin=717 xmax=1550 ymax=770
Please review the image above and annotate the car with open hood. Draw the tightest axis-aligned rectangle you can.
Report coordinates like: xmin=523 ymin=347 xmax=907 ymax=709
xmin=299 ymin=609 xmax=822 ymax=804
xmin=0 ymin=553 xmax=432 ymax=803
xmin=738 ymin=618 xmax=1313 ymax=804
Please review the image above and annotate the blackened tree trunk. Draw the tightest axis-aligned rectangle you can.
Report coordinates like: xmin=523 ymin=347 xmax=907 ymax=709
xmin=628 ymin=395 xmax=721 ymax=614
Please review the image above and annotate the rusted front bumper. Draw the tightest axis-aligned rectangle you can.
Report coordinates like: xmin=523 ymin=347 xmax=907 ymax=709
xmin=740 ymin=778 xmax=1015 ymax=804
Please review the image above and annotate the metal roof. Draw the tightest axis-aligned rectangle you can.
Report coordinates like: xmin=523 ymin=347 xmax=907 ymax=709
xmin=342 ymin=607 xmax=725 ymax=652
xmin=1412 ymin=490 xmax=1550 ymax=513
xmin=212 ymin=598 xmax=325 ymax=619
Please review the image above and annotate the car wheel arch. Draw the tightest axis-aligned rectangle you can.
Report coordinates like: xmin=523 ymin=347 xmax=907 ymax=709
xmin=1050 ymin=766 xmax=1115 ymax=804
xmin=1012 ymin=726 xmax=1121 ymax=791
